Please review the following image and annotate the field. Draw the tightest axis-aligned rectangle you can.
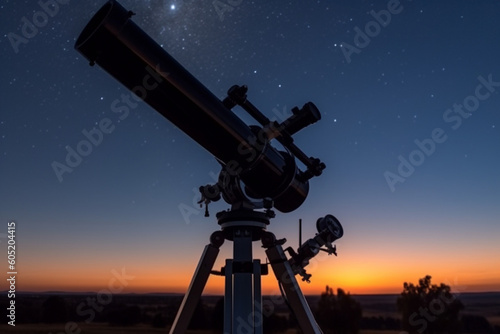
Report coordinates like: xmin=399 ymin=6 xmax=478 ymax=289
xmin=1 ymin=292 xmax=498 ymax=332
xmin=0 ymin=324 xmax=403 ymax=334
xmin=1 ymin=323 xmax=170 ymax=334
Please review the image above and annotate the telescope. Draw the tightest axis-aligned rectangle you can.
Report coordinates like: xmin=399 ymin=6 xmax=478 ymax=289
xmin=75 ymin=0 xmax=325 ymax=213
xmin=75 ymin=1 xmax=343 ymax=333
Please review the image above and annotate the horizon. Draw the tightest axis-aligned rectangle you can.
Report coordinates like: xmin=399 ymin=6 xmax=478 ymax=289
xmin=6 ymin=290 xmax=500 ymax=296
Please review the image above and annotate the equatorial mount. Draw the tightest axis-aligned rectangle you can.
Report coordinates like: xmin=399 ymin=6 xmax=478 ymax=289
xmin=198 ymin=83 xmax=326 ymax=216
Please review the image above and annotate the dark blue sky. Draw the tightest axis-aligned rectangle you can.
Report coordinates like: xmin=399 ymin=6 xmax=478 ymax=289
xmin=1 ymin=0 xmax=499 ymax=293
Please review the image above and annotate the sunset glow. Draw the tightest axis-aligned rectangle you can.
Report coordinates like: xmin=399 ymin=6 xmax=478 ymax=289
xmin=16 ymin=231 xmax=500 ymax=295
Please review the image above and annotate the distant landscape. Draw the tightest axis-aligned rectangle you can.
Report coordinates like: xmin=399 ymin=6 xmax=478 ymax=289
xmin=1 ymin=291 xmax=499 ymax=333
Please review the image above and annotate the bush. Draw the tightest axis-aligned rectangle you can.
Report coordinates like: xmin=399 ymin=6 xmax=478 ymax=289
xmin=397 ymin=275 xmax=463 ymax=334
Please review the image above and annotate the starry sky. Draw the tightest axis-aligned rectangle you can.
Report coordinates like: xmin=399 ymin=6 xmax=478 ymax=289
xmin=1 ymin=0 xmax=499 ymax=295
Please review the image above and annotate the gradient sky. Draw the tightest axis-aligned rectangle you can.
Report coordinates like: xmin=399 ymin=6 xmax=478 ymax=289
xmin=1 ymin=0 xmax=499 ymax=296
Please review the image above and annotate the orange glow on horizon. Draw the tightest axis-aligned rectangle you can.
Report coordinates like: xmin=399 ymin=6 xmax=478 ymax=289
xmin=18 ymin=236 xmax=500 ymax=295
xmin=19 ymin=263 xmax=500 ymax=295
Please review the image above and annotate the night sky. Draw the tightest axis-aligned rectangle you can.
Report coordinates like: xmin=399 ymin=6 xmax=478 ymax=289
xmin=1 ymin=0 xmax=499 ymax=295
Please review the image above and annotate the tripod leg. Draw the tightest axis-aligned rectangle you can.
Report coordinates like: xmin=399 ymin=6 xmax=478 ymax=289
xmin=264 ymin=237 xmax=322 ymax=334
xmin=170 ymin=232 xmax=223 ymax=334
xmin=253 ymin=259 xmax=263 ymax=334
xmin=223 ymin=259 xmax=233 ymax=334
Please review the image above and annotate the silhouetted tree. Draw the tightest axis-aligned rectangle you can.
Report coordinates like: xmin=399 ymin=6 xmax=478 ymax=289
xmin=397 ymin=275 xmax=463 ymax=334
xmin=41 ymin=295 xmax=68 ymax=323
xmin=314 ymin=286 xmax=362 ymax=334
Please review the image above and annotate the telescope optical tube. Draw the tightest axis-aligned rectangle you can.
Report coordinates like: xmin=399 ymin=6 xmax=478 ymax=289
xmin=75 ymin=0 xmax=310 ymax=212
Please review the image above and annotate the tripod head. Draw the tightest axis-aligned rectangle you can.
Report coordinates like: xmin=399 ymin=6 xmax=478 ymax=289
xmin=75 ymin=0 xmax=325 ymax=213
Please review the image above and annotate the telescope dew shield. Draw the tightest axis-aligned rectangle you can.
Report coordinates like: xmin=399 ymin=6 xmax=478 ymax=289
xmin=75 ymin=0 xmax=309 ymax=212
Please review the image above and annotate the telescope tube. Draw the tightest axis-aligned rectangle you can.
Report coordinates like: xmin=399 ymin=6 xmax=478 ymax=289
xmin=75 ymin=0 xmax=309 ymax=212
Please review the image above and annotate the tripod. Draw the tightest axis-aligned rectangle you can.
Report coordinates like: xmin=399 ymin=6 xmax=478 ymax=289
xmin=169 ymin=209 xmax=323 ymax=334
